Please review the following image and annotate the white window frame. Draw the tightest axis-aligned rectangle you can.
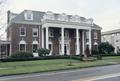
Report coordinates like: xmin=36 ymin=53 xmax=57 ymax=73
xmin=49 ymin=29 xmax=54 ymax=37
xmin=86 ymin=31 xmax=89 ymax=39
xmin=24 ymin=10 xmax=33 ymax=20
xmin=20 ymin=27 xmax=26 ymax=36
xmin=32 ymin=28 xmax=38 ymax=37
xmin=32 ymin=44 xmax=38 ymax=53
xmin=94 ymin=31 xmax=97 ymax=39
xmin=64 ymin=30 xmax=69 ymax=38
xmin=19 ymin=44 xmax=26 ymax=52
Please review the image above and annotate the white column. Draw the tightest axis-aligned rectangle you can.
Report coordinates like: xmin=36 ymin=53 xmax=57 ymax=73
xmin=42 ymin=28 xmax=44 ymax=48
xmin=46 ymin=27 xmax=49 ymax=49
xmin=82 ymin=30 xmax=85 ymax=55
xmin=0 ymin=43 xmax=2 ymax=58
xmin=76 ymin=29 xmax=80 ymax=55
xmin=61 ymin=28 xmax=64 ymax=55
xmin=89 ymin=29 xmax=92 ymax=54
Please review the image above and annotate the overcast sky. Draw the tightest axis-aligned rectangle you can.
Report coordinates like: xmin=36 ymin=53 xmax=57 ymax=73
xmin=1 ymin=0 xmax=120 ymax=39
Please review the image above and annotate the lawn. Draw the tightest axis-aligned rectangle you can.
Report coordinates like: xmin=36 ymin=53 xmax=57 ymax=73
xmin=0 ymin=56 xmax=120 ymax=76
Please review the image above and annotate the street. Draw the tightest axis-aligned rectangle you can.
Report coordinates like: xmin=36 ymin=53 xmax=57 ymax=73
xmin=0 ymin=64 xmax=120 ymax=81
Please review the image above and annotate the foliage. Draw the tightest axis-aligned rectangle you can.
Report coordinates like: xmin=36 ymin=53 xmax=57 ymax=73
xmin=1 ymin=56 xmax=82 ymax=62
xmin=38 ymin=48 xmax=50 ymax=56
xmin=98 ymin=42 xmax=115 ymax=54
xmin=11 ymin=51 xmax=33 ymax=58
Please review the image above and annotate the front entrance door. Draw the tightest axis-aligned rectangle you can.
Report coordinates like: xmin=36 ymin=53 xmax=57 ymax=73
xmin=59 ymin=43 xmax=70 ymax=55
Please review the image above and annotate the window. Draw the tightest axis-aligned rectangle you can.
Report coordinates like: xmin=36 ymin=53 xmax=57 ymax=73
xmin=19 ymin=39 xmax=26 ymax=51
xmin=43 ymin=11 xmax=54 ymax=20
xmin=94 ymin=31 xmax=97 ymax=39
xmin=64 ymin=30 xmax=69 ymax=38
xmin=19 ymin=44 xmax=26 ymax=51
xmin=32 ymin=44 xmax=38 ymax=52
xmin=116 ymin=40 xmax=119 ymax=42
xmin=70 ymin=15 xmax=80 ymax=22
xmin=86 ymin=31 xmax=89 ymax=39
xmin=20 ymin=27 xmax=26 ymax=36
xmin=24 ymin=10 xmax=33 ymax=20
xmin=33 ymin=28 xmax=38 ymax=37
xmin=49 ymin=29 xmax=54 ymax=37
xmin=58 ymin=13 xmax=68 ymax=21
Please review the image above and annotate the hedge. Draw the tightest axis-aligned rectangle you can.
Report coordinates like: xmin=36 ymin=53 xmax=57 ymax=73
xmin=0 ymin=56 xmax=82 ymax=62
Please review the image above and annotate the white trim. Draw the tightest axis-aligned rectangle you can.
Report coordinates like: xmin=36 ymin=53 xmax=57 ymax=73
xmin=32 ymin=44 xmax=38 ymax=53
xmin=42 ymin=22 xmax=91 ymax=30
xmin=32 ymin=28 xmax=38 ymax=37
xmin=48 ymin=42 xmax=53 ymax=56
xmin=42 ymin=28 xmax=44 ymax=48
xmin=39 ymin=25 xmax=41 ymax=49
xmin=94 ymin=42 xmax=98 ymax=45
xmin=19 ymin=26 xmax=26 ymax=37
xmin=32 ymin=40 xmax=38 ymax=44
xmin=76 ymin=29 xmax=80 ymax=55
xmin=61 ymin=28 xmax=64 ymax=55
xmin=19 ymin=44 xmax=26 ymax=52
xmin=24 ymin=10 xmax=33 ymax=21
xmin=89 ymin=29 xmax=92 ymax=54
xmin=46 ymin=27 xmax=49 ymax=49
xmin=19 ymin=39 xmax=26 ymax=52
xmin=12 ymin=21 xmax=42 ymax=25
xmin=82 ymin=31 xmax=85 ymax=55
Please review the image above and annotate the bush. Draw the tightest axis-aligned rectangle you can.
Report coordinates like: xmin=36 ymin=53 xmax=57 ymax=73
xmin=0 ymin=56 xmax=82 ymax=62
xmin=11 ymin=51 xmax=33 ymax=58
xmin=92 ymin=50 xmax=99 ymax=55
xmin=98 ymin=42 xmax=115 ymax=54
xmin=38 ymin=48 xmax=50 ymax=56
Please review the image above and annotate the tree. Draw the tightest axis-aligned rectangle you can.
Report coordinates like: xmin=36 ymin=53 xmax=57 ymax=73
xmin=98 ymin=42 xmax=115 ymax=54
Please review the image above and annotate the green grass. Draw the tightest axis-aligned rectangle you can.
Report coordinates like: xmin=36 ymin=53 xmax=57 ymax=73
xmin=0 ymin=56 xmax=120 ymax=76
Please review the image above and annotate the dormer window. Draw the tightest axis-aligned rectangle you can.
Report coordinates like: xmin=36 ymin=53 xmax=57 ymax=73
xmin=43 ymin=11 xmax=54 ymax=20
xmin=24 ymin=10 xmax=33 ymax=20
xmin=57 ymin=13 xmax=68 ymax=21
xmin=70 ymin=15 xmax=80 ymax=22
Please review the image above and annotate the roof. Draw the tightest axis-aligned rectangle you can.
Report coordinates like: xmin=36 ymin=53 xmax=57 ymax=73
xmin=93 ymin=24 xmax=102 ymax=29
xmin=9 ymin=10 xmax=102 ymax=30
xmin=102 ymin=29 xmax=120 ymax=35
xmin=11 ymin=10 xmax=45 ymax=23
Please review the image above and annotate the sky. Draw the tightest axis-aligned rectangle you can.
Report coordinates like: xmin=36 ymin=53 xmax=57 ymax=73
xmin=1 ymin=0 xmax=120 ymax=39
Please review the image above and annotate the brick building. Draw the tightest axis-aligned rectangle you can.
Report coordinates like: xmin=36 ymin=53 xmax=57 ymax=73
xmin=5 ymin=10 xmax=102 ymax=57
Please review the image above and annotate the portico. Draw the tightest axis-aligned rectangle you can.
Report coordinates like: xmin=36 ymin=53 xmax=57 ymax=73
xmin=42 ymin=20 xmax=92 ymax=56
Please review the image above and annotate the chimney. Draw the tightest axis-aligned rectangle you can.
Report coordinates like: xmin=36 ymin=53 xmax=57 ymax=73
xmin=7 ymin=10 xmax=10 ymax=24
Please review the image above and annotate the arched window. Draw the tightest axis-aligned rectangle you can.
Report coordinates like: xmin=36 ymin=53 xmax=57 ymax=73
xmin=57 ymin=13 xmax=68 ymax=21
xmin=19 ymin=39 xmax=26 ymax=51
xmin=32 ymin=40 xmax=38 ymax=53
xmin=43 ymin=11 xmax=54 ymax=20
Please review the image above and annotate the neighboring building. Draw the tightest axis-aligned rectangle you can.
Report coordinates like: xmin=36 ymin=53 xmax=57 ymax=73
xmin=1 ymin=10 xmax=102 ymax=57
xmin=102 ymin=29 xmax=120 ymax=53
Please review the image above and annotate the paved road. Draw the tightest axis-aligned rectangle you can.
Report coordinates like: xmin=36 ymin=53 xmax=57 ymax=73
xmin=95 ymin=76 xmax=120 ymax=81
xmin=0 ymin=64 xmax=120 ymax=81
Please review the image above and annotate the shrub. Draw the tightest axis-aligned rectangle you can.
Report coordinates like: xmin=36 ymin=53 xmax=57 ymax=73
xmin=38 ymin=48 xmax=50 ymax=56
xmin=98 ymin=42 xmax=115 ymax=54
xmin=11 ymin=51 xmax=33 ymax=58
